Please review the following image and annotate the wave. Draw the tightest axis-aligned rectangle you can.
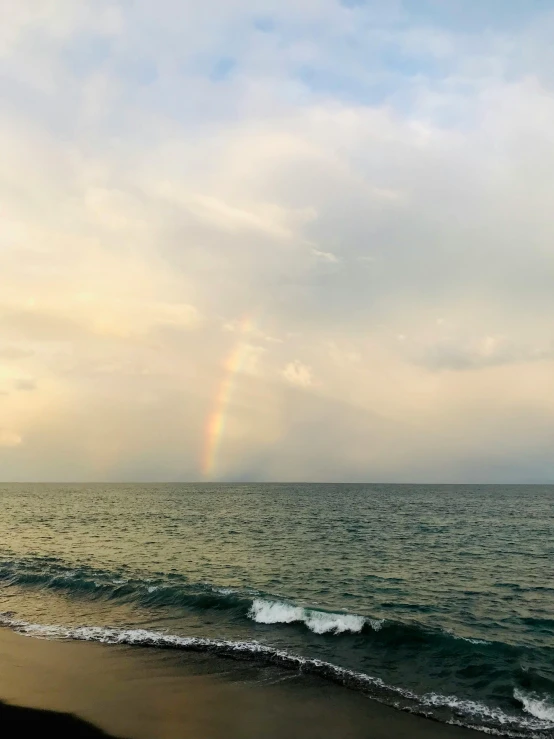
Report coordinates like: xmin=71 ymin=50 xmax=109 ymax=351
xmin=248 ymin=598 xmax=381 ymax=634
xmin=0 ymin=557 xmax=387 ymax=639
xmin=0 ymin=556 xmax=251 ymax=611
xmin=0 ymin=557 xmax=376 ymax=637
xmin=0 ymin=614 xmax=552 ymax=738
xmin=514 ymin=689 xmax=554 ymax=723
xmin=0 ymin=555 xmax=542 ymax=656
xmin=3 ymin=551 xmax=554 ymax=736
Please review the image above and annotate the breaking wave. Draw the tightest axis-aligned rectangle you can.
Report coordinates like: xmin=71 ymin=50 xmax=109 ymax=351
xmin=248 ymin=598 xmax=381 ymax=634
xmin=2 ymin=554 xmax=554 ymax=738
xmin=0 ymin=557 xmax=379 ymax=637
xmin=514 ymin=689 xmax=554 ymax=724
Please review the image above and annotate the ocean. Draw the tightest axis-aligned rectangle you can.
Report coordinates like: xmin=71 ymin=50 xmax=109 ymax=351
xmin=0 ymin=483 xmax=552 ymax=737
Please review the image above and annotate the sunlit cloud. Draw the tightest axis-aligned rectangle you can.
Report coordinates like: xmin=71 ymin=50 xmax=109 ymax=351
xmin=282 ymin=361 xmax=314 ymax=388
xmin=1 ymin=1 xmax=554 ymax=481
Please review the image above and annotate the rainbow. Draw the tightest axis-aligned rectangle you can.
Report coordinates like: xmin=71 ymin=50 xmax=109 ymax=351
xmin=201 ymin=316 xmax=255 ymax=478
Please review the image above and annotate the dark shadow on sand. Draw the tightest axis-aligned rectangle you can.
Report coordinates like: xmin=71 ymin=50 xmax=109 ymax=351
xmin=0 ymin=699 xmax=122 ymax=738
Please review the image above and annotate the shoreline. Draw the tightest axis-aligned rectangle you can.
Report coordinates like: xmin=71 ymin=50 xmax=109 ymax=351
xmin=0 ymin=626 xmax=487 ymax=739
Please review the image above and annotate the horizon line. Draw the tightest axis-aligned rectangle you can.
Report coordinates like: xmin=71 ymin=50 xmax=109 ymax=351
xmin=1 ymin=480 xmax=553 ymax=486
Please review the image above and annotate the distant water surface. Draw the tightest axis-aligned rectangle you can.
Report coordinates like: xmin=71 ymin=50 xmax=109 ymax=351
xmin=1 ymin=483 xmax=553 ymax=737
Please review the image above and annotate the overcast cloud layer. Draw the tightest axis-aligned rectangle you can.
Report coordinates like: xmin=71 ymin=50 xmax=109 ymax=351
xmin=2 ymin=0 xmax=554 ymax=482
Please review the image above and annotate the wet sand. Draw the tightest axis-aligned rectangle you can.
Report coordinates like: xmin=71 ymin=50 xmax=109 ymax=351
xmin=0 ymin=626 xmax=484 ymax=739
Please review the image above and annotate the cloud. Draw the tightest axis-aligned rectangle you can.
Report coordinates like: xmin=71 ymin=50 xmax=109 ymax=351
xmin=282 ymin=360 xmax=313 ymax=388
xmin=1 ymin=0 xmax=554 ymax=481
xmin=402 ymin=333 xmax=554 ymax=371
xmin=311 ymin=248 xmax=339 ymax=263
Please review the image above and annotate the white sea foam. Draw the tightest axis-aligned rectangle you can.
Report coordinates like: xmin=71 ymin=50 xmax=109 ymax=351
xmin=421 ymin=690 xmax=554 ymax=736
xmin=213 ymin=587 xmax=239 ymax=596
xmin=0 ymin=614 xmax=551 ymax=737
xmin=368 ymin=618 xmax=384 ymax=632
xmin=514 ymin=689 xmax=554 ymax=725
xmin=248 ymin=599 xmax=368 ymax=634
xmin=0 ymin=613 xmax=376 ymax=673
xmin=423 ymin=692 xmax=521 ymax=724
xmin=304 ymin=610 xmax=366 ymax=635
xmin=453 ymin=634 xmax=490 ymax=645
xmin=249 ymin=600 xmax=303 ymax=624
xmin=444 ymin=628 xmax=491 ymax=645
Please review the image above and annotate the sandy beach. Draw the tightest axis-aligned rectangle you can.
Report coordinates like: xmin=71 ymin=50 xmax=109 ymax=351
xmin=0 ymin=626 xmax=486 ymax=739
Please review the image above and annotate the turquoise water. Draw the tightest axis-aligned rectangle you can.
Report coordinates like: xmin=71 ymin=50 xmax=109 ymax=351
xmin=1 ymin=483 xmax=553 ymax=736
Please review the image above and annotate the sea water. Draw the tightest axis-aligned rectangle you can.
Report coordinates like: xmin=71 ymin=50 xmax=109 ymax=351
xmin=0 ymin=483 xmax=552 ymax=737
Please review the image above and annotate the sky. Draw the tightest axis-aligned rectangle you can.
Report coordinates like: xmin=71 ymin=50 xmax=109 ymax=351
xmin=2 ymin=0 xmax=554 ymax=483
